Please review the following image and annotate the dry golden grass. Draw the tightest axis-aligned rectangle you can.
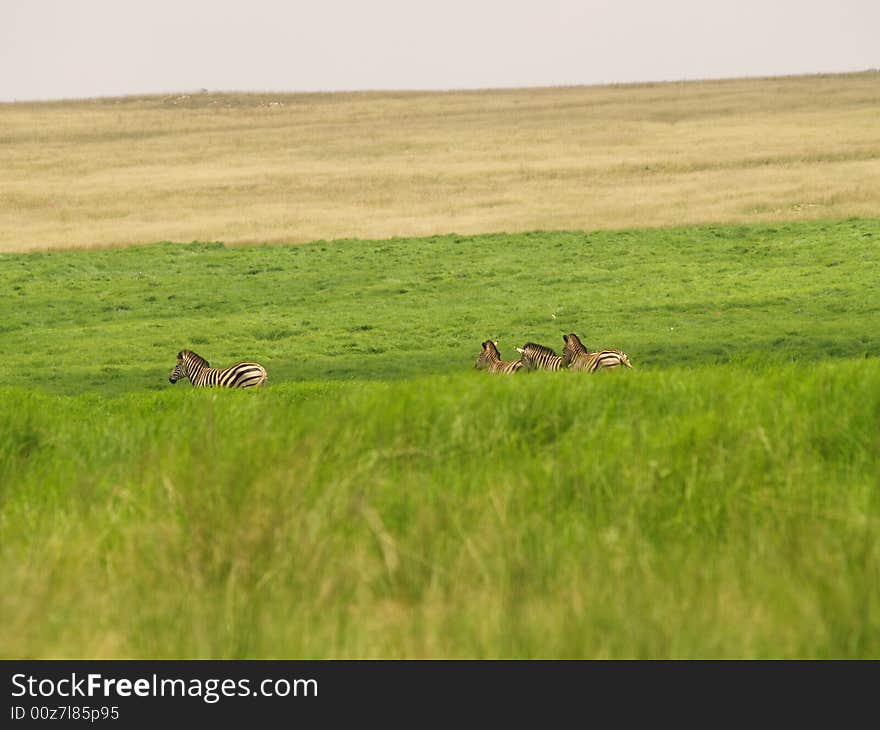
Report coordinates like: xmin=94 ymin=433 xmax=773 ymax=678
xmin=2 ymin=71 xmax=879 ymax=251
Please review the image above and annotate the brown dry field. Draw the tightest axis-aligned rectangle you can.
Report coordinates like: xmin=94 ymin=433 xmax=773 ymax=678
xmin=1 ymin=71 xmax=879 ymax=252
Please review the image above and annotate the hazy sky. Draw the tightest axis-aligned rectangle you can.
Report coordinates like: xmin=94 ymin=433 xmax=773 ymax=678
xmin=1 ymin=0 xmax=878 ymax=101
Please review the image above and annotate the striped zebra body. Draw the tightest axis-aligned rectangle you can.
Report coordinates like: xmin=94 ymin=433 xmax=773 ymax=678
xmin=516 ymin=342 xmax=564 ymax=371
xmin=562 ymin=333 xmax=632 ymax=372
xmin=169 ymin=350 xmax=268 ymax=388
xmin=475 ymin=340 xmax=523 ymax=374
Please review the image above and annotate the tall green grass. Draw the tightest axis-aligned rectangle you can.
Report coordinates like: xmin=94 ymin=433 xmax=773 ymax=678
xmin=1 ymin=219 xmax=879 ymax=657
xmin=1 ymin=363 xmax=878 ymax=658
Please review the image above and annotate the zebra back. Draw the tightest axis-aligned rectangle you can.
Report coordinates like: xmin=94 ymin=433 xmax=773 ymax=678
xmin=516 ymin=342 xmax=564 ymax=371
xmin=567 ymin=348 xmax=633 ymax=372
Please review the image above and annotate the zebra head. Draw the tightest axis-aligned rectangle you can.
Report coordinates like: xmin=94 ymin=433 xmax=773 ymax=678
xmin=562 ymin=333 xmax=588 ymax=365
xmin=475 ymin=340 xmax=501 ymax=370
xmin=169 ymin=349 xmax=209 ymax=384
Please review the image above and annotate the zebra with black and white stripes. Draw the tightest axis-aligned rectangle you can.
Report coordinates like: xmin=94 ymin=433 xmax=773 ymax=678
xmin=169 ymin=349 xmax=268 ymax=388
xmin=562 ymin=333 xmax=632 ymax=372
xmin=515 ymin=342 xmax=564 ymax=371
xmin=475 ymin=340 xmax=523 ymax=374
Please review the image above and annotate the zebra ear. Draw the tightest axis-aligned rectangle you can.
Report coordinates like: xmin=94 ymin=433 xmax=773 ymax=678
xmin=177 ymin=350 xmax=185 ymax=359
xmin=563 ymin=334 xmax=569 ymax=343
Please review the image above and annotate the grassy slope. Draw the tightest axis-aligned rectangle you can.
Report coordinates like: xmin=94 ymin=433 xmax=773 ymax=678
xmin=2 ymin=72 xmax=880 ymax=252
xmin=1 ymin=220 xmax=879 ymax=658
xmin=2 ymin=219 xmax=879 ymax=395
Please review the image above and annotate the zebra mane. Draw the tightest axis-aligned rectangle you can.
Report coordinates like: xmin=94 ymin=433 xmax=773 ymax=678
xmin=482 ymin=340 xmax=501 ymax=357
xmin=564 ymin=333 xmax=588 ymax=352
xmin=521 ymin=342 xmax=558 ymax=357
xmin=182 ymin=350 xmax=211 ymax=368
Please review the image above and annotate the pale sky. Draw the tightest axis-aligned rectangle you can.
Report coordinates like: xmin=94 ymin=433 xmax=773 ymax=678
xmin=1 ymin=0 xmax=878 ymax=102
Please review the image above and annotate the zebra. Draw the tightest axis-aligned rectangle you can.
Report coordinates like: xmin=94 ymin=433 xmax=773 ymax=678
xmin=515 ymin=342 xmax=565 ymax=371
xmin=562 ymin=333 xmax=633 ymax=372
xmin=475 ymin=340 xmax=523 ymax=374
xmin=168 ymin=349 xmax=268 ymax=388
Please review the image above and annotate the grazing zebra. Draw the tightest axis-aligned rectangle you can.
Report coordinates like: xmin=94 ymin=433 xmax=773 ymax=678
xmin=169 ymin=349 xmax=268 ymax=388
xmin=562 ymin=333 xmax=633 ymax=372
xmin=516 ymin=342 xmax=565 ymax=371
xmin=475 ymin=340 xmax=523 ymax=374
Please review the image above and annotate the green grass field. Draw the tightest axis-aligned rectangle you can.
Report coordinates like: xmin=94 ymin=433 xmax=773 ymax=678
xmin=2 ymin=219 xmax=879 ymax=657
xmin=3 ymin=219 xmax=878 ymax=393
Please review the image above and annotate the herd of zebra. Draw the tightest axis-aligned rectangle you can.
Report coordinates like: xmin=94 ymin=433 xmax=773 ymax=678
xmin=476 ymin=333 xmax=633 ymax=374
xmin=167 ymin=331 xmax=632 ymax=389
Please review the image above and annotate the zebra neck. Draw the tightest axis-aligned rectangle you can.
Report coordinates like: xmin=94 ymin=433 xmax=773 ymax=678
xmin=186 ymin=363 xmax=208 ymax=386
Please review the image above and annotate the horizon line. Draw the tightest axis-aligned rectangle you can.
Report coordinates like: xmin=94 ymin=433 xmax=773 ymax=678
xmin=2 ymin=67 xmax=877 ymax=106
